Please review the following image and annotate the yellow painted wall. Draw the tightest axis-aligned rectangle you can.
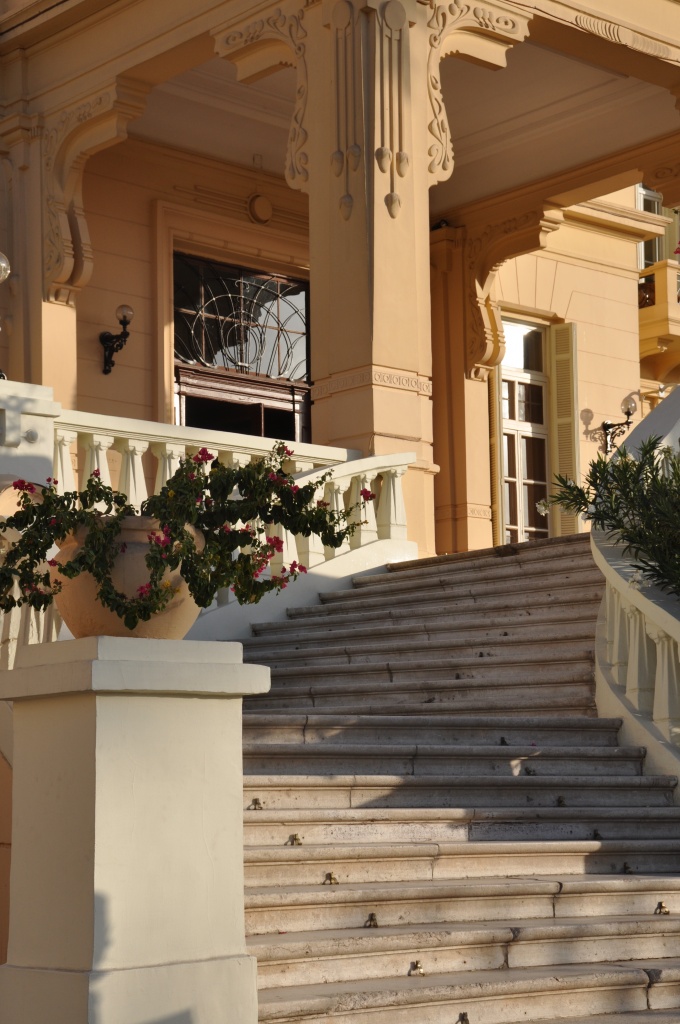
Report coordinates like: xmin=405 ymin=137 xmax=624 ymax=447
xmin=496 ymin=190 xmax=642 ymax=485
xmin=79 ymin=138 xmax=309 ymax=423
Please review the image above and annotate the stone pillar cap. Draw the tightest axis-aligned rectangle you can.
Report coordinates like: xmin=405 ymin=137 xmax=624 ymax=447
xmin=3 ymin=636 xmax=271 ymax=700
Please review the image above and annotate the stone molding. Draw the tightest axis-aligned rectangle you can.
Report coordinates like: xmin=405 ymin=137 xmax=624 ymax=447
xmin=311 ymin=367 xmax=433 ymax=399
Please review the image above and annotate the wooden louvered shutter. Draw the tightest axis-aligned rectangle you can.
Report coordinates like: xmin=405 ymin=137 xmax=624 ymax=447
xmin=488 ymin=367 xmax=504 ymax=546
xmin=548 ymin=323 xmax=580 ymax=537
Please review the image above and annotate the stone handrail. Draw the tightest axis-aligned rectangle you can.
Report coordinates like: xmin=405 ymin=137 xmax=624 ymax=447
xmin=591 ymin=385 xmax=680 ymax=776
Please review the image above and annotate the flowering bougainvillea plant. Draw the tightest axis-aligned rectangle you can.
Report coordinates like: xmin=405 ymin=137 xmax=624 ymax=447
xmin=0 ymin=443 xmax=374 ymax=631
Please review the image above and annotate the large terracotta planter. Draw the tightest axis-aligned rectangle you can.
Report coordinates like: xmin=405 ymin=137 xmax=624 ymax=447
xmin=49 ymin=516 xmax=204 ymax=639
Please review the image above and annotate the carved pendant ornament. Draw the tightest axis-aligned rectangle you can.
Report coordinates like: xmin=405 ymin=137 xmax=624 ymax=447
xmin=330 ymin=0 xmax=412 ymax=220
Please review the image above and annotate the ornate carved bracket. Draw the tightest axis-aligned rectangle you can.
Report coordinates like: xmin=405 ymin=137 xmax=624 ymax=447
xmin=640 ymin=157 xmax=680 ymax=210
xmin=214 ymin=6 xmax=310 ymax=192
xmin=425 ymin=0 xmax=532 ymax=185
xmin=463 ymin=204 xmax=563 ymax=380
xmin=43 ymin=78 xmax=149 ymax=304
xmin=573 ymin=13 xmax=673 ymax=61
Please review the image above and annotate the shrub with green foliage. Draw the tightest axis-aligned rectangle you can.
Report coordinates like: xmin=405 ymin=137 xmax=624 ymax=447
xmin=546 ymin=436 xmax=680 ymax=597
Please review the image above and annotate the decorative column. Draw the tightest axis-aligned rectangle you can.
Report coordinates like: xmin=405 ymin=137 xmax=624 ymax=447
xmin=0 ymin=636 xmax=269 ymax=1024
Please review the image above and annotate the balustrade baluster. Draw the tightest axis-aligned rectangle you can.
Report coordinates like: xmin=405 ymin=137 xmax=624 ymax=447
xmin=323 ymin=481 xmax=351 ymax=559
xmin=376 ymin=468 xmax=408 ymax=541
xmin=80 ymin=432 xmax=115 ymax=488
xmin=348 ymin=473 xmax=378 ymax=550
xmin=114 ymin=438 xmax=149 ymax=512
xmin=625 ymin=606 xmax=656 ymax=713
xmin=151 ymin=442 xmax=186 ymax=493
xmin=53 ymin=428 xmax=78 ymax=494
xmin=610 ymin=588 xmax=629 ymax=687
xmin=646 ymin=624 xmax=680 ymax=746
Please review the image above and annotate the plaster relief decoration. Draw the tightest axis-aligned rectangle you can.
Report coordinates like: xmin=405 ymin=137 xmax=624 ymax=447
xmin=426 ymin=0 xmax=531 ymax=185
xmin=330 ymin=0 xmax=412 ymax=220
xmin=574 ymin=14 xmax=672 ymax=61
xmin=464 ymin=204 xmax=563 ymax=380
xmin=216 ymin=7 xmax=310 ymax=192
xmin=43 ymin=80 xmax=148 ymax=304
xmin=643 ymin=160 xmax=680 ymax=209
xmin=311 ymin=367 xmax=432 ymax=399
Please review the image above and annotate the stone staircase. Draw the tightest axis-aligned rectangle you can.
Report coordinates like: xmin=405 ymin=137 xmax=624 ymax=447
xmin=240 ymin=533 xmax=680 ymax=1024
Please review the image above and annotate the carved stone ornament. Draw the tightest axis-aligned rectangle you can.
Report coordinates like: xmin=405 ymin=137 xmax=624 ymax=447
xmin=329 ymin=0 xmax=412 ymax=221
xmin=42 ymin=80 xmax=148 ymax=304
xmin=464 ymin=205 xmax=563 ymax=379
xmin=216 ymin=6 xmax=310 ymax=192
xmin=425 ymin=1 xmax=531 ymax=185
xmin=574 ymin=14 xmax=672 ymax=61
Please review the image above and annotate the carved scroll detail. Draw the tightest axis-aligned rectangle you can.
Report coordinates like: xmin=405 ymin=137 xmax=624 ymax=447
xmin=464 ymin=205 xmax=563 ymax=379
xmin=426 ymin=0 xmax=530 ymax=186
xmin=220 ymin=8 xmax=310 ymax=191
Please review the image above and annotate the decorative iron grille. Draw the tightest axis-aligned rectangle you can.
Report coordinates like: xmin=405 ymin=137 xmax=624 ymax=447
xmin=173 ymin=252 xmax=310 ymax=382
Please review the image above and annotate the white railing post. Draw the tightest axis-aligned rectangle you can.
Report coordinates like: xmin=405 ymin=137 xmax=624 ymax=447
xmin=114 ymin=437 xmax=149 ymax=512
xmin=610 ymin=587 xmax=629 ymax=688
xmin=646 ymin=625 xmax=680 ymax=746
xmin=626 ymin=606 xmax=656 ymax=713
xmin=376 ymin=467 xmax=408 ymax=541
xmin=348 ymin=473 xmax=378 ymax=550
xmin=80 ymin=431 xmax=115 ymax=488
xmin=323 ymin=481 xmax=351 ymax=559
xmin=151 ymin=441 xmax=186 ymax=493
xmin=53 ymin=427 xmax=78 ymax=493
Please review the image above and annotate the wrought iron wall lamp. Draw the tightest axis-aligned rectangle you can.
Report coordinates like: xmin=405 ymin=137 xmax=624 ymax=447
xmin=602 ymin=396 xmax=635 ymax=455
xmin=100 ymin=304 xmax=134 ymax=374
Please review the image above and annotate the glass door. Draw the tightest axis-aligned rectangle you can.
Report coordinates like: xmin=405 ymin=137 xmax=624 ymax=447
xmin=500 ymin=322 xmax=549 ymax=544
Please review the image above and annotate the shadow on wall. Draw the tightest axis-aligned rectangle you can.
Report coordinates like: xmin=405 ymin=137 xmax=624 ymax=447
xmin=90 ymin=894 xmax=194 ymax=1024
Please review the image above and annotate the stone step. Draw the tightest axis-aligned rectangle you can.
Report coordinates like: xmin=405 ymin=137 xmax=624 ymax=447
xmin=244 ymin=840 xmax=680 ymax=888
xmin=243 ymin=806 xmax=680 ymax=846
xmin=243 ymin=744 xmax=644 ymax=777
xmin=386 ymin=533 xmax=592 ymax=576
xmin=268 ymin=648 xmax=595 ymax=684
xmin=248 ymin=604 xmax=601 ymax=647
xmin=242 ymin=773 xmax=676 ymax=811
xmin=249 ymin=915 xmax=680 ymax=990
xmin=515 ymin=1013 xmax=680 ymax=1024
xmin=319 ymin=565 xmax=602 ymax=602
xmin=245 ymin=875 xmax=680 ymax=936
xmin=350 ymin=548 xmax=598 ymax=591
xmin=251 ymin=679 xmax=596 ymax=715
xmin=255 ymin=960 xmax=679 ymax=1022
xmin=244 ymin=621 xmax=597 ymax=663
xmin=242 ymin=713 xmax=622 ymax=747
xmin=284 ymin=583 xmax=605 ymax=626
xmin=250 ymin=599 xmax=602 ymax=639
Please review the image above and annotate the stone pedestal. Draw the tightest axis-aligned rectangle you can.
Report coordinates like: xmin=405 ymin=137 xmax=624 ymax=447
xmin=0 ymin=636 xmax=270 ymax=1024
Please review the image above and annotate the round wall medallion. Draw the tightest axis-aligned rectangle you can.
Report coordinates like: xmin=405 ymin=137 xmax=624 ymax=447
xmin=247 ymin=194 xmax=274 ymax=225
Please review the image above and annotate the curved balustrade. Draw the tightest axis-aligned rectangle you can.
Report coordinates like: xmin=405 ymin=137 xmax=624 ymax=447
xmin=591 ymin=385 xmax=680 ymax=776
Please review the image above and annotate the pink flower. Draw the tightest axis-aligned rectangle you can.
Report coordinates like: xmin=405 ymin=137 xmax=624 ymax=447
xmin=12 ymin=479 xmax=35 ymax=493
xmin=193 ymin=447 xmax=214 ymax=464
xmin=317 ymin=500 xmax=330 ymax=508
xmin=91 ymin=469 xmax=101 ymax=478
xmin=47 ymin=558 xmax=58 ymax=567
xmin=188 ymin=472 xmax=195 ymax=481
xmin=299 ymin=564 xmax=307 ymax=574
xmin=222 ymin=524 xmax=231 ymax=533
xmin=283 ymin=446 xmax=294 ymax=456
xmin=137 ymin=582 xmax=152 ymax=598
xmin=46 ymin=477 xmax=52 ymax=484
xmin=49 ymin=517 xmax=57 ymax=526
xmin=675 ymin=243 xmax=680 ymax=255
xmin=268 ymin=473 xmax=280 ymax=482
xmin=291 ymin=485 xmax=299 ymax=494
xmin=266 ymin=535 xmax=284 ymax=553
xmin=360 ymin=488 xmax=376 ymax=501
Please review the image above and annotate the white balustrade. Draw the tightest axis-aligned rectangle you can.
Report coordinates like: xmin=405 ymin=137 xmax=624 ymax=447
xmin=592 ymin=384 xmax=680 ymax=752
xmin=49 ymin=408 xmax=415 ymax=570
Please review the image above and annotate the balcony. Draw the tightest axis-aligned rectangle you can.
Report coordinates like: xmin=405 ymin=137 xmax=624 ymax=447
xmin=638 ymin=260 xmax=680 ymax=379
